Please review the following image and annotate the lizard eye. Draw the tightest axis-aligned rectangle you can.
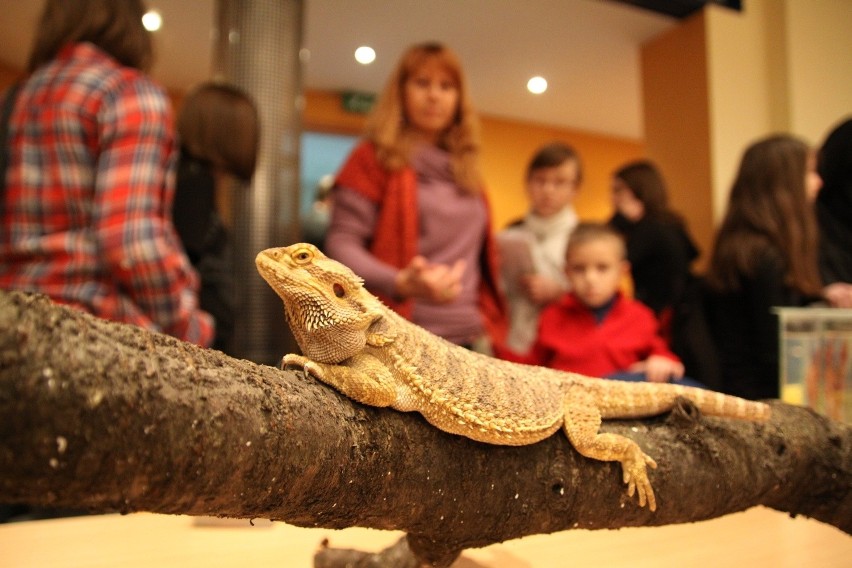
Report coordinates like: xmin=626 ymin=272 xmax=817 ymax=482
xmin=333 ymin=283 xmax=346 ymax=298
xmin=293 ymin=248 xmax=313 ymax=264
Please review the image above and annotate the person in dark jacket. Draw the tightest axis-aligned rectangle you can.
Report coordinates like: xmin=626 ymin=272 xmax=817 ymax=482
xmin=816 ymin=117 xmax=852 ymax=308
xmin=608 ymin=160 xmax=699 ymax=330
xmin=172 ymin=82 xmax=260 ymax=353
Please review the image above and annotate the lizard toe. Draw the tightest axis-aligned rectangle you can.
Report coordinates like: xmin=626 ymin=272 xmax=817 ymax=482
xmin=622 ymin=450 xmax=657 ymax=511
xmin=303 ymin=360 xmax=325 ymax=380
xmin=281 ymin=353 xmax=308 ymax=372
xmin=638 ymin=480 xmax=657 ymax=511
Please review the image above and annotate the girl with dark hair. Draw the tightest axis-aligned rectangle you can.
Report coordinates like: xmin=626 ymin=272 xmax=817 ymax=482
xmin=608 ymin=160 xmax=699 ymax=324
xmin=325 ymin=42 xmax=506 ymax=349
xmin=705 ymin=134 xmax=852 ymax=400
xmin=0 ymin=0 xmax=213 ymax=346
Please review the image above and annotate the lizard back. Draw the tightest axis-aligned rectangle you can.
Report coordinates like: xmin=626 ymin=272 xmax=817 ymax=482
xmin=375 ymin=309 xmax=570 ymax=445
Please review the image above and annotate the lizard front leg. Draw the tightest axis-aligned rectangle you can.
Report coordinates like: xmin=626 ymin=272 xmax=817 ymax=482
xmin=282 ymin=352 xmax=398 ymax=408
xmin=561 ymin=392 xmax=658 ymax=511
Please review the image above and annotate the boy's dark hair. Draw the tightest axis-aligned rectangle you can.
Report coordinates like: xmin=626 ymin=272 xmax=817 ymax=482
xmin=526 ymin=142 xmax=583 ymax=185
xmin=27 ymin=0 xmax=153 ymax=73
xmin=566 ymin=222 xmax=626 ymax=260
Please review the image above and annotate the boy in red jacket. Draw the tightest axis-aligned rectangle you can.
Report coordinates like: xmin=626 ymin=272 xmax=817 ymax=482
xmin=503 ymin=222 xmax=687 ymax=383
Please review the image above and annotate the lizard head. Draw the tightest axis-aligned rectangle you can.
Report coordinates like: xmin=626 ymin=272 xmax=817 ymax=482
xmin=255 ymin=243 xmax=383 ymax=363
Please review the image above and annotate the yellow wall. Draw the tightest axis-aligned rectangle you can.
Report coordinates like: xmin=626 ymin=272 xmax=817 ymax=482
xmin=705 ymin=2 xmax=777 ymax=220
xmin=641 ymin=12 xmax=714 ymax=271
xmin=303 ymin=88 xmax=367 ymax=135
xmin=305 ymin=89 xmax=645 ymax=230
xmin=783 ymin=0 xmax=852 ymax=143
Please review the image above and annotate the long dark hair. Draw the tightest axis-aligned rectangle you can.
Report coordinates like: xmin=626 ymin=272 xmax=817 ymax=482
xmin=27 ymin=0 xmax=153 ymax=73
xmin=614 ymin=160 xmax=682 ymax=225
xmin=708 ymin=134 xmax=822 ymax=295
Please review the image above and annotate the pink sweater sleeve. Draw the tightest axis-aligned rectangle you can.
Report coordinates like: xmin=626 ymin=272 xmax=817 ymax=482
xmin=324 ymin=187 xmax=400 ymax=298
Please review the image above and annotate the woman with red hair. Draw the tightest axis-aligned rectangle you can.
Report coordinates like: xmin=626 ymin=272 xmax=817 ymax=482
xmin=326 ymin=42 xmax=505 ymax=350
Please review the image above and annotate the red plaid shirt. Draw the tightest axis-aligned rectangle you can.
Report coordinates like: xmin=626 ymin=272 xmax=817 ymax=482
xmin=0 ymin=43 xmax=214 ymax=346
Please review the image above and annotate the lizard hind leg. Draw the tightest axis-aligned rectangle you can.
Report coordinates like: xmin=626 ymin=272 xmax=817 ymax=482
xmin=562 ymin=394 xmax=658 ymax=511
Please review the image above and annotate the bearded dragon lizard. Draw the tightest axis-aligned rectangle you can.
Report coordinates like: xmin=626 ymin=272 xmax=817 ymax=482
xmin=256 ymin=243 xmax=771 ymax=511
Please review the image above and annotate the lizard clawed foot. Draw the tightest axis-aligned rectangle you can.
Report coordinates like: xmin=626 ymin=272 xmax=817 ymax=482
xmin=281 ymin=354 xmax=324 ymax=380
xmin=281 ymin=353 xmax=307 ymax=371
xmin=622 ymin=451 xmax=658 ymax=511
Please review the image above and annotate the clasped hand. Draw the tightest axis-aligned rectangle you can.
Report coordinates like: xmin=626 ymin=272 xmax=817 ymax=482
xmin=395 ymin=256 xmax=466 ymax=304
xmin=629 ymin=355 xmax=685 ymax=383
xmin=823 ymin=282 xmax=852 ymax=308
xmin=520 ymin=274 xmax=565 ymax=305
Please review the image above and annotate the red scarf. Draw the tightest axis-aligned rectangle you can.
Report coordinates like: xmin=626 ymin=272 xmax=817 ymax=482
xmin=335 ymin=141 xmax=507 ymax=343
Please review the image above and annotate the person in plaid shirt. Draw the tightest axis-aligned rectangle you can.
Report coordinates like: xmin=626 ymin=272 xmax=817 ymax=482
xmin=0 ymin=0 xmax=213 ymax=346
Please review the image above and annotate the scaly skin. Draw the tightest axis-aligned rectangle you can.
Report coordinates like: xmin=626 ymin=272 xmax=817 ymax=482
xmin=256 ymin=243 xmax=771 ymax=511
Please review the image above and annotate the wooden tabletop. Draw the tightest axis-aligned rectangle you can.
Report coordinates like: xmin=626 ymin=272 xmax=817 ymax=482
xmin=1 ymin=506 xmax=849 ymax=567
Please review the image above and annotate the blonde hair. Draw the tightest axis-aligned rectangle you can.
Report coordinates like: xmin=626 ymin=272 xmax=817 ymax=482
xmin=365 ymin=42 xmax=483 ymax=193
xmin=566 ymin=223 xmax=627 ymax=261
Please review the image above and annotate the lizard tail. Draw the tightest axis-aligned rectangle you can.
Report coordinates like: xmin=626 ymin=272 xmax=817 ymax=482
xmin=585 ymin=380 xmax=771 ymax=422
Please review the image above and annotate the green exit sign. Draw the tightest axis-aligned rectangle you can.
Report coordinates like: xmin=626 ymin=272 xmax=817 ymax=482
xmin=341 ymin=91 xmax=376 ymax=114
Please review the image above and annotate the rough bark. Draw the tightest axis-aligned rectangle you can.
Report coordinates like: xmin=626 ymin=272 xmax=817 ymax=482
xmin=0 ymin=290 xmax=850 ymax=567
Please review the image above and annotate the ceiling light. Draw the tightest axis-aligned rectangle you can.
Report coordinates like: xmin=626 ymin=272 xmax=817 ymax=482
xmin=527 ymin=76 xmax=548 ymax=95
xmin=354 ymin=46 xmax=376 ymax=65
xmin=142 ymin=10 xmax=162 ymax=32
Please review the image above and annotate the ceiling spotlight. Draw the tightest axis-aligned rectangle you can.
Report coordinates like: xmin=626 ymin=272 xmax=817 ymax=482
xmin=142 ymin=10 xmax=162 ymax=32
xmin=527 ymin=76 xmax=548 ymax=95
xmin=354 ymin=46 xmax=376 ymax=65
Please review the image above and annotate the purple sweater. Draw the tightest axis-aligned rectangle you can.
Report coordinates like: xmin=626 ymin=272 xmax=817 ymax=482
xmin=326 ymin=144 xmax=488 ymax=345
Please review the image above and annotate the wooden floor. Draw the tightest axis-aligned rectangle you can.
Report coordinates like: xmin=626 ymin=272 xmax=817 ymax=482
xmin=1 ymin=506 xmax=849 ymax=567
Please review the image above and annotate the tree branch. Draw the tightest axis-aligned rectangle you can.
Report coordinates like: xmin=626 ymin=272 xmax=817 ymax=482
xmin=0 ymin=290 xmax=849 ymax=566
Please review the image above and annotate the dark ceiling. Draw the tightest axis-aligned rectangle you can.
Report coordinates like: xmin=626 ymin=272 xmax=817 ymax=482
xmin=614 ymin=0 xmax=742 ymax=19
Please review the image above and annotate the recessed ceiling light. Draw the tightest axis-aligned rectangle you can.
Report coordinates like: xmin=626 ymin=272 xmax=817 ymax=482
xmin=142 ymin=10 xmax=162 ymax=32
xmin=527 ymin=76 xmax=548 ymax=95
xmin=354 ymin=46 xmax=376 ymax=65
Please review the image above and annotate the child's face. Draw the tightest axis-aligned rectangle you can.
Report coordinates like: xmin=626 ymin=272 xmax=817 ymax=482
xmin=526 ymin=160 xmax=579 ymax=218
xmin=565 ymin=237 xmax=628 ymax=309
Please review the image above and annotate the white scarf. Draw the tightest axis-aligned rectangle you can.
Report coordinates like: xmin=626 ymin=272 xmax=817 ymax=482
xmin=522 ymin=207 xmax=578 ymax=242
